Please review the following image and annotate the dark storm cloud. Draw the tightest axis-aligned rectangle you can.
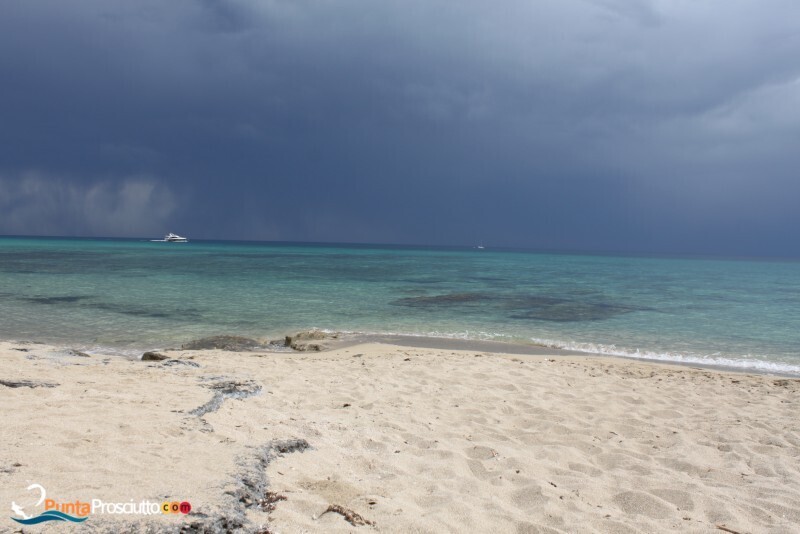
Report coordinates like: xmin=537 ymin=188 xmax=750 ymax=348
xmin=1 ymin=0 xmax=799 ymax=255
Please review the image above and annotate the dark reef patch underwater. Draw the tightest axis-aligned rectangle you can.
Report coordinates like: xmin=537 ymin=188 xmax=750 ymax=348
xmin=392 ymin=292 xmax=649 ymax=322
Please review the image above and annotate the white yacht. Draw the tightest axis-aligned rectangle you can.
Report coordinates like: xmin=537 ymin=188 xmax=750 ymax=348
xmin=152 ymin=232 xmax=188 ymax=243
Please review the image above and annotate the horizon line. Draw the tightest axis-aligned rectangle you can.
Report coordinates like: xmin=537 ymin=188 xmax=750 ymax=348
xmin=1 ymin=233 xmax=798 ymax=263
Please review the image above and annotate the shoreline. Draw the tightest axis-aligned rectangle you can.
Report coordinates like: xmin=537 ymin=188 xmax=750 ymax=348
xmin=367 ymin=334 xmax=800 ymax=378
xmin=2 ymin=338 xmax=798 ymax=532
xmin=4 ymin=329 xmax=799 ymax=378
xmin=359 ymin=333 xmax=800 ymax=377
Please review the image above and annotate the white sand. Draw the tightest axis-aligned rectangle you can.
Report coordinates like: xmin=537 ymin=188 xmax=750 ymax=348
xmin=1 ymin=340 xmax=799 ymax=533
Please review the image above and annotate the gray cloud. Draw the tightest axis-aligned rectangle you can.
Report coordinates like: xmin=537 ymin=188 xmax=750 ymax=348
xmin=1 ymin=0 xmax=799 ymax=255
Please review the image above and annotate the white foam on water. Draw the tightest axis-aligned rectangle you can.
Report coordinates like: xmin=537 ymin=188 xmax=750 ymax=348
xmin=526 ymin=337 xmax=800 ymax=376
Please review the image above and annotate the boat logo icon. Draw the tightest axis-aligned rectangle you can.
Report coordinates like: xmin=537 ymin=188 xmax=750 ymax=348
xmin=10 ymin=484 xmax=88 ymax=525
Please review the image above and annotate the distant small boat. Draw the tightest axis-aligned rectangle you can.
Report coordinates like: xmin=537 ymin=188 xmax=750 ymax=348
xmin=151 ymin=232 xmax=188 ymax=243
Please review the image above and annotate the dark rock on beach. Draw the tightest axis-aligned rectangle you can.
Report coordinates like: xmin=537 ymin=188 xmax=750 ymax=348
xmin=286 ymin=330 xmax=327 ymax=342
xmin=141 ymin=351 xmax=169 ymax=361
xmin=181 ymin=335 xmax=268 ymax=352
xmin=285 ymin=330 xmax=339 ymax=352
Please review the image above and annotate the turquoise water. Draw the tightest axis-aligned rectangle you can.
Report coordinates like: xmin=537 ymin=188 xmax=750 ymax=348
xmin=1 ymin=237 xmax=799 ymax=374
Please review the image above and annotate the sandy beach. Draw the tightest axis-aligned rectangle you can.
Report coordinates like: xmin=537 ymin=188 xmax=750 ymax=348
xmin=1 ymin=337 xmax=799 ymax=533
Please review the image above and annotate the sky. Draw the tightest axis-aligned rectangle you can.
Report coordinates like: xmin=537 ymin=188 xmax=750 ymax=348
xmin=1 ymin=0 xmax=799 ymax=256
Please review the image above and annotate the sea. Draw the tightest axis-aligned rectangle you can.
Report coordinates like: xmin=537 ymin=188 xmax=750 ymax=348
xmin=1 ymin=236 xmax=799 ymax=375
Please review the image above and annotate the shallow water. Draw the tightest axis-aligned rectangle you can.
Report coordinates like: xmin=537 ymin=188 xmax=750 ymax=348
xmin=1 ymin=237 xmax=798 ymax=374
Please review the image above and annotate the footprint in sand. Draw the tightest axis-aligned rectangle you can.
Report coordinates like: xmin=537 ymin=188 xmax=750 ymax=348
xmin=465 ymin=445 xmax=498 ymax=461
xmin=466 ymin=459 xmax=493 ymax=481
xmin=612 ymin=491 xmax=673 ymax=519
xmin=511 ymin=485 xmax=548 ymax=511
xmin=647 ymin=488 xmax=695 ymax=511
xmin=568 ymin=462 xmax=602 ymax=477
xmin=362 ymin=438 xmax=387 ymax=452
